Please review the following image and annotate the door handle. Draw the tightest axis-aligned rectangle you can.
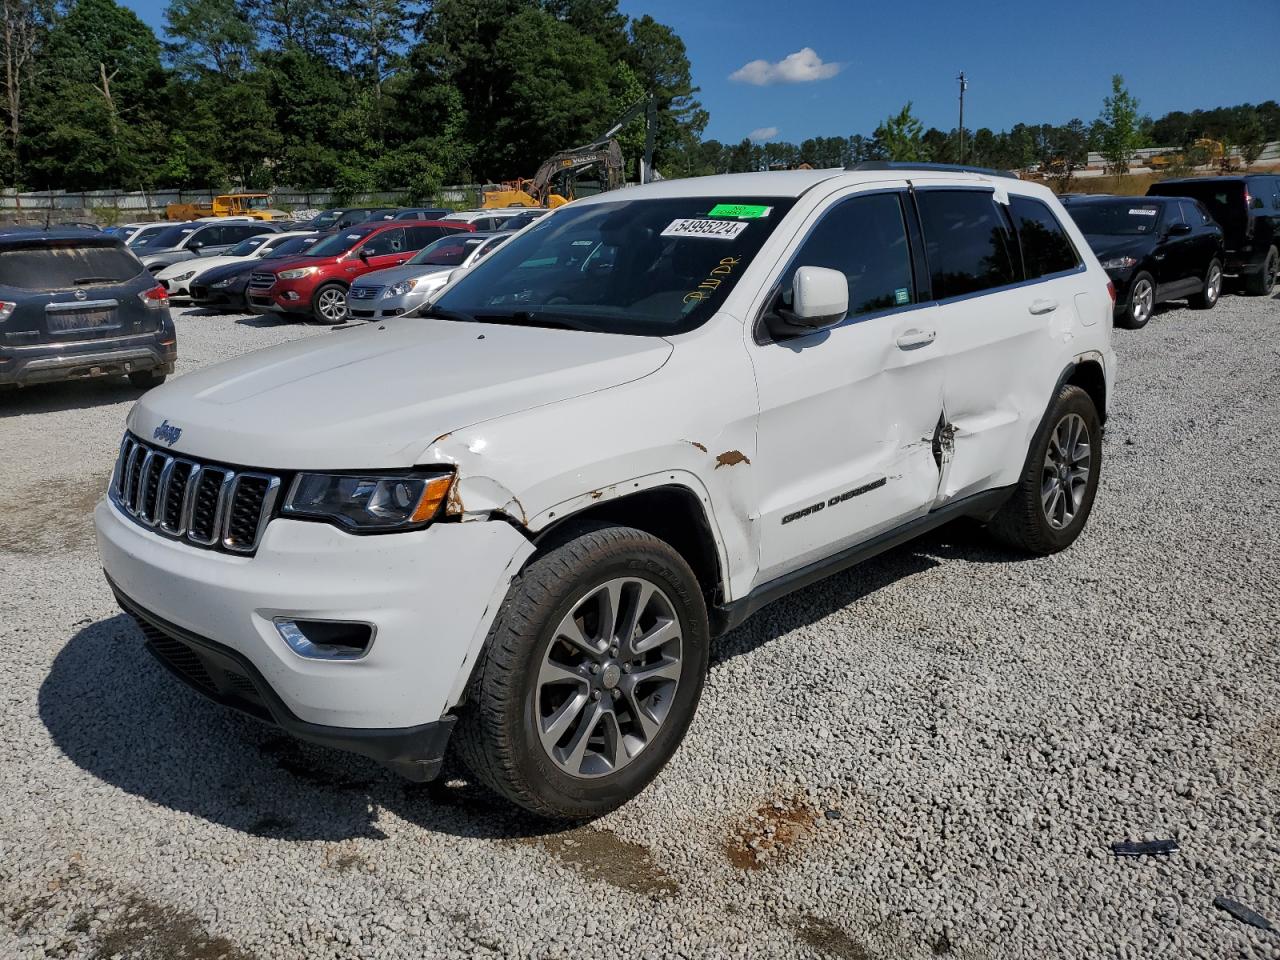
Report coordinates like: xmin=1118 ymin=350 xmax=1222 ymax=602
xmin=1029 ymin=298 xmax=1058 ymax=315
xmin=895 ymin=328 xmax=936 ymax=350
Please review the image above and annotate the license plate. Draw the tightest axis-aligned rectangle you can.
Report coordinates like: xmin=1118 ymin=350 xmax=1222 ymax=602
xmin=48 ymin=308 xmax=118 ymax=333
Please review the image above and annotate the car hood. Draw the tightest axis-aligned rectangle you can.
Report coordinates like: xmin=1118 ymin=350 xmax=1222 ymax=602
xmin=157 ymin=253 xmax=252 ymax=279
xmin=1084 ymin=234 xmax=1151 ymax=264
xmin=353 ymin=264 xmax=453 ymax=288
xmin=127 ymin=316 xmax=673 ymax=470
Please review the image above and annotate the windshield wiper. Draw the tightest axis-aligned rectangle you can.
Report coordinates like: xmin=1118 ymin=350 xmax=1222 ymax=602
xmin=472 ymin=311 xmax=596 ymax=332
xmin=420 ymin=307 xmax=475 ymax=323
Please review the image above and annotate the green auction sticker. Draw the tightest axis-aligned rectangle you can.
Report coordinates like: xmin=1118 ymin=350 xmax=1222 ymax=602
xmin=894 ymin=287 xmax=910 ymax=305
xmin=707 ymin=203 xmax=772 ymax=219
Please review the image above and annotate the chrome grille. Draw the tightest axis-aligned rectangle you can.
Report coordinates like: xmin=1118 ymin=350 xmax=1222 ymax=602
xmin=249 ymin=271 xmax=276 ymax=290
xmin=110 ymin=434 xmax=281 ymax=555
xmin=348 ymin=285 xmax=382 ymax=300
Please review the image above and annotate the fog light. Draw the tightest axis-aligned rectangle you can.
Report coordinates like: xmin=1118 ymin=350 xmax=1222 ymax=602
xmin=284 ymin=291 xmax=300 ymax=301
xmin=274 ymin=618 xmax=375 ymax=661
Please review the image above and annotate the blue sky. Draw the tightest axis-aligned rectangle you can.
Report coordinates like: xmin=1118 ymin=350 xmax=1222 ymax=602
xmin=123 ymin=0 xmax=1279 ymax=144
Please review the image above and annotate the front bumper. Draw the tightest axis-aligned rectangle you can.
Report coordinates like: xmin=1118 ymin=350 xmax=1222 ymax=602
xmin=95 ymin=497 xmax=535 ymax=772
xmin=0 ymin=331 xmax=176 ymax=387
xmin=248 ymin=277 xmax=316 ymax=315
xmin=347 ymin=289 xmax=433 ymax=320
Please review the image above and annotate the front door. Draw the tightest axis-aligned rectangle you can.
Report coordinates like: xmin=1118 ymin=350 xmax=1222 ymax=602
xmin=749 ymin=189 xmax=947 ymax=585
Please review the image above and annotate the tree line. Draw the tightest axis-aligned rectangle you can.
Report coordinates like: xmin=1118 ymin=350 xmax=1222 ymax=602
xmin=0 ymin=0 xmax=704 ymax=200
xmin=0 ymin=2 xmax=1273 ymax=202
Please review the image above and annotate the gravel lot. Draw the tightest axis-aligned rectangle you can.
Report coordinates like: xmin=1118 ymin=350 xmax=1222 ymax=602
xmin=2 ymin=293 xmax=1278 ymax=959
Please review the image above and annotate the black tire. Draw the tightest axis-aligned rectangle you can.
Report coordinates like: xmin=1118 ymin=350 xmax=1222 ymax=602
xmin=1243 ymin=246 xmax=1278 ymax=297
xmin=1116 ymin=271 xmax=1155 ymax=329
xmin=127 ymin=370 xmax=166 ymax=390
xmin=988 ymin=384 xmax=1102 ymax=556
xmin=311 ymin=282 xmax=348 ymax=324
xmin=454 ymin=524 xmax=710 ymax=819
xmin=1188 ymin=258 xmax=1222 ymax=310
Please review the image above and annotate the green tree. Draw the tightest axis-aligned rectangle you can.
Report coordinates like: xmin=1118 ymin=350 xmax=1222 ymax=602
xmin=625 ymin=14 xmax=704 ymax=172
xmin=0 ymin=0 xmax=55 ymax=187
xmin=873 ymin=102 xmax=927 ymax=161
xmin=1234 ymin=110 xmax=1268 ymax=169
xmin=1096 ymin=74 xmax=1141 ymax=176
xmin=164 ymin=0 xmax=254 ymax=76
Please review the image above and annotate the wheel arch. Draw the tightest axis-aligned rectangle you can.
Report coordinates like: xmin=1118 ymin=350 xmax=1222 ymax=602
xmin=1063 ymin=354 xmax=1107 ymax=425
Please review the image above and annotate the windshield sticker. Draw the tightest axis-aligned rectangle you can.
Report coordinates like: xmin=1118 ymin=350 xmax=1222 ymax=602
xmin=662 ymin=219 xmax=749 ymax=241
xmin=346 ymin=233 xmax=362 ymax=239
xmin=1129 ymin=208 xmax=1158 ymax=216
xmin=894 ymin=287 xmax=910 ymax=305
xmin=706 ymin=203 xmax=772 ymax=220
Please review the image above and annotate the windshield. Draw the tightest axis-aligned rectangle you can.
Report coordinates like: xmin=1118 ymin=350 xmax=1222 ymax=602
xmin=304 ymin=227 xmax=374 ymax=258
xmin=245 ymin=196 xmax=271 ymax=209
xmin=410 ymin=235 xmax=487 ymax=266
xmin=127 ymin=224 xmax=172 ymax=248
xmin=428 ymin=196 xmax=797 ymax=335
xmin=138 ymin=224 xmax=198 ymax=249
xmin=1067 ymin=202 xmax=1163 ymax=236
xmin=265 ymin=235 xmax=321 ymax=258
xmin=307 ymin=211 xmax=342 ymax=228
xmin=504 ymin=212 xmax=545 ymax=230
xmin=226 ymin=236 xmax=269 ymax=257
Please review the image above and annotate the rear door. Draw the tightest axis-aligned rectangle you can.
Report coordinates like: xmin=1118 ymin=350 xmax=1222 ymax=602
xmin=916 ymin=186 xmax=1082 ymax=503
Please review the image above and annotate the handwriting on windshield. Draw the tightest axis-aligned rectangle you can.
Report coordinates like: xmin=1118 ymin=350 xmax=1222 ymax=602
xmin=683 ymin=256 xmax=740 ymax=304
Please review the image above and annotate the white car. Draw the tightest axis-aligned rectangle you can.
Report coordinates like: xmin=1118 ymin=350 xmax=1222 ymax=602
xmin=440 ymin=208 xmax=530 ymax=231
xmin=96 ymin=164 xmax=1117 ymax=817
xmin=154 ymin=231 xmax=315 ymax=301
xmin=346 ymin=231 xmax=513 ymax=320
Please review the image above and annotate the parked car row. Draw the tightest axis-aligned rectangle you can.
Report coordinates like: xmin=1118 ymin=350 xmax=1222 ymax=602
xmin=1061 ymin=174 xmax=1279 ymax=329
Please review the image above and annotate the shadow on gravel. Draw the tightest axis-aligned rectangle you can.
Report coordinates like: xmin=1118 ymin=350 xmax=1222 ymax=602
xmin=0 ymin=377 xmax=145 ymax=418
xmin=234 ymin=313 xmax=298 ymax=328
xmin=38 ymin=615 xmax=572 ymax=843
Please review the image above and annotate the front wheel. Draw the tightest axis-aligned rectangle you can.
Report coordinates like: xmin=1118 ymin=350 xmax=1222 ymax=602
xmin=454 ymin=525 xmax=709 ymax=818
xmin=1243 ymin=246 xmax=1278 ymax=296
xmin=1117 ymin=272 xmax=1155 ymax=329
xmin=988 ymin=384 xmax=1102 ymax=555
xmin=1188 ymin=259 xmax=1222 ymax=310
xmin=311 ymin=283 xmax=348 ymax=324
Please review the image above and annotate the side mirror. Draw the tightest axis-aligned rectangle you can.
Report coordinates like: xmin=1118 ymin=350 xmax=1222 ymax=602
xmin=357 ymin=247 xmax=370 ymax=262
xmin=765 ymin=266 xmax=848 ymax=339
xmin=1166 ymin=222 xmax=1192 ymax=237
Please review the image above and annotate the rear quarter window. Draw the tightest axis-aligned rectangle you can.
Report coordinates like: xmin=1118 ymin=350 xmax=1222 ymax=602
xmin=0 ymin=242 xmax=143 ymax=290
xmin=1009 ymin=196 xmax=1080 ymax=279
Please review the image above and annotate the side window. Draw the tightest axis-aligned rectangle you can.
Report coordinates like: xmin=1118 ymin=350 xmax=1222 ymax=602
xmin=1189 ymin=201 xmax=1213 ymax=225
xmin=1177 ymin=201 xmax=1203 ymax=227
xmin=1164 ymin=203 xmax=1184 ymax=227
xmin=229 ymin=225 xmax=262 ymax=243
xmin=192 ymin=226 xmax=223 ymax=247
xmin=404 ymin=226 xmax=440 ymax=250
xmin=1009 ymin=196 xmax=1079 ymax=279
xmin=915 ymin=190 xmax=1018 ymax=299
xmin=361 ymin=228 xmax=405 ymax=257
xmin=778 ymin=192 xmax=916 ymax=319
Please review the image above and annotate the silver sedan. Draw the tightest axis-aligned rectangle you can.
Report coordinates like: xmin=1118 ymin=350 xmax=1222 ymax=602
xmin=346 ymin=232 xmax=513 ymax=319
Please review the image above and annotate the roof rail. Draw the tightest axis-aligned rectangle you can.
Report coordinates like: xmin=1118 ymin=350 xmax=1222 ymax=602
xmin=847 ymin=160 xmax=1020 ymax=180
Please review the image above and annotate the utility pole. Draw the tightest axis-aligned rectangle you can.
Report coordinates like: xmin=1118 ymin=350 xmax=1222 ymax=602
xmin=956 ymin=71 xmax=968 ymax=163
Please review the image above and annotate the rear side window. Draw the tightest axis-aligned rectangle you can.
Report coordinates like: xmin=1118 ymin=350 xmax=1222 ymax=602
xmin=0 ymin=241 xmax=143 ymax=289
xmin=780 ymin=192 xmax=916 ymax=318
xmin=1009 ymin=196 xmax=1079 ymax=279
xmin=915 ymin=190 xmax=1018 ymax=298
xmin=406 ymin=225 xmax=446 ymax=247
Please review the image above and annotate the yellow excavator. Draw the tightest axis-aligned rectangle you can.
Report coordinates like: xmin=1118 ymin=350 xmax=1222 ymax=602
xmin=483 ymin=96 xmax=657 ymax=209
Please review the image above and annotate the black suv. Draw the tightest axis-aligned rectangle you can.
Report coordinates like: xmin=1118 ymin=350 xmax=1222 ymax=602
xmin=1147 ymin=175 xmax=1280 ymax=296
xmin=1062 ymin=195 xmax=1224 ymax=328
xmin=0 ymin=230 xmax=175 ymax=389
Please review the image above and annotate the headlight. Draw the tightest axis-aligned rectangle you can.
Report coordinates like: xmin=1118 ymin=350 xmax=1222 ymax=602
xmin=174 ymin=270 xmax=195 ymax=281
xmin=283 ymin=472 xmax=454 ymax=530
xmin=383 ymin=278 xmax=418 ymax=298
xmin=1100 ymin=256 xmax=1138 ymax=271
xmin=277 ymin=267 xmax=317 ymax=280
xmin=212 ymin=278 xmax=232 ymax=288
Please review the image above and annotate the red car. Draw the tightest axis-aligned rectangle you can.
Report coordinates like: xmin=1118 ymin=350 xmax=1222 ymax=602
xmin=247 ymin=221 xmax=474 ymax=323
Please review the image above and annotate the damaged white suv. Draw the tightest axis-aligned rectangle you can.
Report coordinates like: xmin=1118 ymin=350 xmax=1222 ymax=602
xmin=96 ymin=164 xmax=1116 ymax=817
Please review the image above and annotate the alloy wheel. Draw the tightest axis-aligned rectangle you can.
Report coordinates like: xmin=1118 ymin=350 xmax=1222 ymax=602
xmin=317 ymin=289 xmax=346 ymax=323
xmin=1130 ymin=278 xmax=1153 ymax=325
xmin=1206 ymin=264 xmax=1221 ymax=304
xmin=536 ymin=577 xmax=682 ymax=779
xmin=1041 ymin=413 xmax=1091 ymax=530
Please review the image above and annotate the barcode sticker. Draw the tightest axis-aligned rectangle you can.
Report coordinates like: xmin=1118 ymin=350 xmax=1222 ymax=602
xmin=661 ymin=219 xmax=749 ymax=240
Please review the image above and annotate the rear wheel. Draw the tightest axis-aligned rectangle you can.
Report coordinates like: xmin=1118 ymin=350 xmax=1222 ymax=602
xmin=454 ymin=525 xmax=709 ymax=819
xmin=311 ymin=283 xmax=348 ymax=324
xmin=1188 ymin=259 xmax=1222 ymax=310
xmin=988 ymin=384 xmax=1102 ymax=556
xmin=1117 ymin=272 xmax=1155 ymax=329
xmin=127 ymin=370 xmax=166 ymax=390
xmin=1243 ymin=246 xmax=1278 ymax=296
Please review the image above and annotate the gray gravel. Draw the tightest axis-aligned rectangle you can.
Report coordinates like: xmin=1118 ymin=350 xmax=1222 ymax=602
xmin=2 ymin=294 xmax=1279 ymax=959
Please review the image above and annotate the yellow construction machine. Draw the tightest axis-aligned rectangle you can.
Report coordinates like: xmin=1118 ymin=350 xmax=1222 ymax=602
xmin=165 ymin=193 xmax=286 ymax=221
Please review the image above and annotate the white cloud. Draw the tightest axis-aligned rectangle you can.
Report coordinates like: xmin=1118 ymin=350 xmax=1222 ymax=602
xmin=748 ymin=127 xmax=780 ymax=143
xmin=730 ymin=48 xmax=843 ymax=86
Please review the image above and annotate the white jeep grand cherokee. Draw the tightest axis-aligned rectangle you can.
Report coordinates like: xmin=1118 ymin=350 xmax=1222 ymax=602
xmin=96 ymin=165 xmax=1116 ymax=818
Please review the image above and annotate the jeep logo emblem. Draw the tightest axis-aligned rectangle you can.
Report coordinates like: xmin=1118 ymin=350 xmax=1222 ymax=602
xmin=152 ymin=420 xmax=182 ymax=447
